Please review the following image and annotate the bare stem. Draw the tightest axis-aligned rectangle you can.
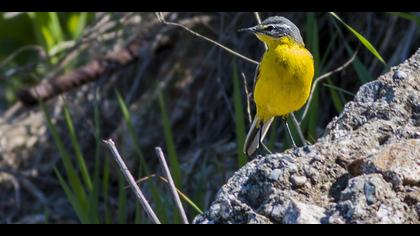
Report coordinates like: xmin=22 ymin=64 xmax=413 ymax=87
xmin=103 ymin=139 xmax=161 ymax=224
xmin=253 ymin=12 xmax=268 ymax=51
xmin=241 ymin=72 xmax=252 ymax=124
xmin=156 ymin=12 xmax=258 ymax=65
xmin=290 ymin=113 xmax=308 ymax=145
xmin=155 ymin=147 xmax=189 ymax=224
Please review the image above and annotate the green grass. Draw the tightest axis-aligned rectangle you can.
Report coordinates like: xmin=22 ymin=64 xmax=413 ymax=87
xmin=42 ymin=88 xmax=203 ymax=223
xmin=232 ymin=62 xmax=247 ymax=167
xmin=330 ymin=18 xmax=375 ymax=83
xmin=330 ymin=12 xmax=387 ymax=66
xmin=42 ymin=101 xmax=98 ymax=223
xmin=158 ymin=92 xmax=182 ymax=188
xmin=115 ymin=90 xmax=169 ymax=223
xmin=301 ymin=12 xmax=321 ymax=141
xmin=388 ymin=12 xmax=420 ymax=26
xmin=157 ymin=92 xmax=184 ymax=223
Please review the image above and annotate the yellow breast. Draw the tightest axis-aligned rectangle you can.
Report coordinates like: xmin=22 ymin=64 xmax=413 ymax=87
xmin=254 ymin=37 xmax=314 ymax=122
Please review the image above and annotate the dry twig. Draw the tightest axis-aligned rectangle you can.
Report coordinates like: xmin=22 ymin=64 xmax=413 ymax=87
xmin=156 ymin=12 xmax=258 ymax=65
xmin=155 ymin=147 xmax=189 ymax=224
xmin=103 ymin=139 xmax=161 ymax=224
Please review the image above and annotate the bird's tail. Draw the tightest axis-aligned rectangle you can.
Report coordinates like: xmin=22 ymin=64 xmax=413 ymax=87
xmin=243 ymin=116 xmax=274 ymax=156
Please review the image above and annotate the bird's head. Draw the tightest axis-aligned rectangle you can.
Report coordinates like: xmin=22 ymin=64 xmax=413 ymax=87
xmin=239 ymin=16 xmax=304 ymax=47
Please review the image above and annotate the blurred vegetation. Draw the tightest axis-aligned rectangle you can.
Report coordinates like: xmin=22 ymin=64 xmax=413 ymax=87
xmin=0 ymin=12 xmax=419 ymax=223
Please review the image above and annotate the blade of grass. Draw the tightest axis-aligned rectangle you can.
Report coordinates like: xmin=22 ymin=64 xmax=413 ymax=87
xmin=319 ymin=33 xmax=338 ymax=70
xmin=67 ymin=12 xmax=90 ymax=39
xmin=48 ymin=12 xmax=64 ymax=43
xmin=54 ymin=168 xmax=89 ymax=224
xmin=102 ymin=152 xmax=112 ymax=224
xmin=267 ymin=119 xmax=278 ymax=150
xmin=232 ymin=62 xmax=247 ymax=167
xmin=42 ymin=102 xmax=89 ymax=214
xmin=329 ymin=12 xmax=386 ymax=65
xmin=323 ymin=82 xmax=356 ymax=97
xmin=62 ymin=103 xmax=93 ymax=191
xmin=157 ymin=92 xmax=182 ymax=187
xmin=90 ymin=91 xmax=102 ymax=223
xmin=157 ymin=176 xmax=203 ymax=215
xmin=157 ymin=92 xmax=183 ymax=224
xmin=331 ymin=19 xmax=375 ymax=83
xmin=304 ymin=12 xmax=321 ymax=140
xmin=155 ymin=147 xmax=189 ymax=224
xmin=325 ymin=80 xmax=345 ymax=113
xmin=115 ymin=90 xmax=168 ymax=223
xmin=134 ymin=203 xmax=143 ymax=224
xmin=131 ymin=174 xmax=203 ymax=215
xmin=117 ymin=173 xmax=128 ymax=224
xmin=387 ymin=12 xmax=420 ymax=25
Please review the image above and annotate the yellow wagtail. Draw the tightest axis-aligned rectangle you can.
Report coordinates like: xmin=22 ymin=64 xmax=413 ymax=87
xmin=240 ymin=16 xmax=314 ymax=156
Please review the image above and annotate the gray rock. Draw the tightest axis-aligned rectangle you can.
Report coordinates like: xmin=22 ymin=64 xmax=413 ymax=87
xmin=269 ymin=169 xmax=282 ymax=181
xmin=348 ymin=139 xmax=420 ymax=188
xmin=393 ymin=70 xmax=407 ymax=81
xmin=325 ymin=174 xmax=407 ymax=224
xmin=193 ymin=49 xmax=420 ymax=224
xmin=291 ymin=175 xmax=307 ymax=188
xmin=283 ymin=200 xmax=325 ymax=224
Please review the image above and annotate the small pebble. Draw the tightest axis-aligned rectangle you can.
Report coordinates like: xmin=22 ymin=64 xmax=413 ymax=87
xmin=364 ymin=182 xmax=376 ymax=205
xmin=393 ymin=70 xmax=407 ymax=81
xmin=288 ymin=164 xmax=298 ymax=174
xmin=269 ymin=169 xmax=282 ymax=181
xmin=291 ymin=175 xmax=307 ymax=187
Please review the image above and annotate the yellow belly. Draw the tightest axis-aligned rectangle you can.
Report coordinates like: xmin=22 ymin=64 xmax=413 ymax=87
xmin=254 ymin=43 xmax=314 ymax=122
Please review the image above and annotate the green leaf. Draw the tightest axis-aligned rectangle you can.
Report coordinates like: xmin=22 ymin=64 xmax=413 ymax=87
xmin=330 ymin=12 xmax=386 ymax=65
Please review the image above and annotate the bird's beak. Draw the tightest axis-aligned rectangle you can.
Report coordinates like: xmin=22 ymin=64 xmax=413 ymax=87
xmin=238 ymin=25 xmax=259 ymax=33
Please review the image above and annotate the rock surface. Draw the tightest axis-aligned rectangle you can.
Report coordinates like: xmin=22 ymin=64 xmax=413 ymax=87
xmin=194 ymin=49 xmax=420 ymax=224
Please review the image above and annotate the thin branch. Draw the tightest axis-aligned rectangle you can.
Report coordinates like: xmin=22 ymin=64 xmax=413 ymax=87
xmin=155 ymin=147 xmax=189 ymax=224
xmin=125 ymin=174 xmax=204 ymax=215
xmin=103 ymin=139 xmax=161 ymax=224
xmin=254 ymin=12 xmax=263 ymax=24
xmin=290 ymin=114 xmax=309 ymax=145
xmin=254 ymin=12 xmax=268 ymax=51
xmin=156 ymin=12 xmax=258 ymax=65
xmin=299 ymin=49 xmax=358 ymax=124
xmin=241 ymin=72 xmax=252 ymax=124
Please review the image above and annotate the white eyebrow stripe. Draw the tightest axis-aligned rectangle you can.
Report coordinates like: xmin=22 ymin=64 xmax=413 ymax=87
xmin=278 ymin=24 xmax=292 ymax=29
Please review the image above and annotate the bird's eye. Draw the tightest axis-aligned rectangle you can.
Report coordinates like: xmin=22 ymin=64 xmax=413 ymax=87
xmin=265 ymin=25 xmax=275 ymax=31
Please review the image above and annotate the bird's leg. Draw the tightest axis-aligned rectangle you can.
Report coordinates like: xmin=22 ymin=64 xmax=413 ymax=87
xmin=290 ymin=114 xmax=310 ymax=146
xmin=282 ymin=116 xmax=297 ymax=148
xmin=258 ymin=123 xmax=272 ymax=154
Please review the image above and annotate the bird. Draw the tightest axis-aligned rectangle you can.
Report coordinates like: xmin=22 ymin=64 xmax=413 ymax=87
xmin=240 ymin=16 xmax=315 ymax=156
